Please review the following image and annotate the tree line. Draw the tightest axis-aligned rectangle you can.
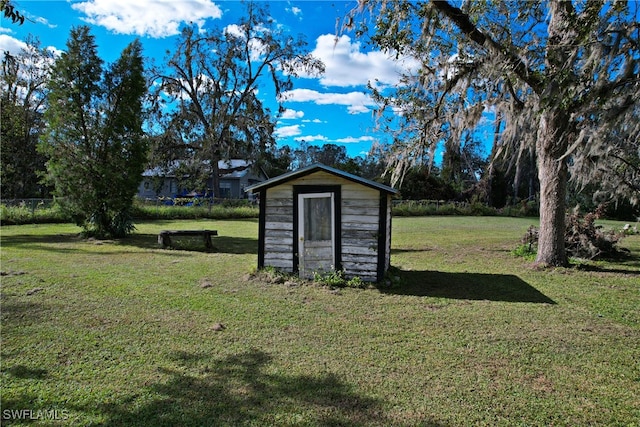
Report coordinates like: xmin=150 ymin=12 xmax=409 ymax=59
xmin=1 ymin=1 xmax=638 ymax=266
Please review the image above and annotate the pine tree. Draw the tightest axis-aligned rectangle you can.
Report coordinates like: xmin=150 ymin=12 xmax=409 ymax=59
xmin=40 ymin=26 xmax=147 ymax=238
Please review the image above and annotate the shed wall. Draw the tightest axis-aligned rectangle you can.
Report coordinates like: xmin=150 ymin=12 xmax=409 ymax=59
xmin=384 ymin=194 xmax=392 ymax=271
xmin=262 ymin=171 xmax=382 ymax=280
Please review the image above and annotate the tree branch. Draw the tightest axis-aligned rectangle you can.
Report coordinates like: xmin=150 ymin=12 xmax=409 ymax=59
xmin=431 ymin=0 xmax=544 ymax=95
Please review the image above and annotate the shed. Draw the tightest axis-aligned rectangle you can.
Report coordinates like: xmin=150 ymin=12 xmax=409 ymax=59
xmin=245 ymin=164 xmax=397 ymax=282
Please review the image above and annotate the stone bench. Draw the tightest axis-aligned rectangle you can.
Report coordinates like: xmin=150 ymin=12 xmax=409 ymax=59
xmin=158 ymin=230 xmax=218 ymax=250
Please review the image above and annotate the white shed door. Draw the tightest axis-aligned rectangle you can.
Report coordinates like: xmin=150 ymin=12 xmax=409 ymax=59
xmin=298 ymin=192 xmax=335 ymax=278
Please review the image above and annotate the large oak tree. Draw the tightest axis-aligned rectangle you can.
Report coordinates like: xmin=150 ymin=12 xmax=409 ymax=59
xmin=353 ymin=0 xmax=639 ymax=266
xmin=150 ymin=2 xmax=323 ymax=197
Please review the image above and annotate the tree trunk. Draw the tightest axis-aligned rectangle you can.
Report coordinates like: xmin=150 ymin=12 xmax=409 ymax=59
xmin=211 ymin=157 xmax=221 ymax=200
xmin=535 ymin=111 xmax=568 ymax=266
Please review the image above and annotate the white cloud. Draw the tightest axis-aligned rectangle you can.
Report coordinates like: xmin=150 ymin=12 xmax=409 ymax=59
xmin=0 ymin=34 xmax=26 ymax=55
xmin=0 ymin=35 xmax=62 ymax=60
xmin=287 ymin=6 xmax=302 ymax=17
xmin=294 ymin=134 xmax=329 ymax=142
xmin=280 ymin=88 xmax=374 ymax=115
xmin=274 ymin=124 xmax=302 ymax=138
xmin=300 ymin=34 xmax=420 ymax=88
xmin=347 ymin=104 xmax=370 ymax=114
xmin=335 ymin=136 xmax=375 ymax=144
xmin=32 ymin=16 xmax=57 ymax=29
xmin=280 ymin=109 xmax=304 ymax=119
xmin=72 ymin=0 xmax=223 ymax=38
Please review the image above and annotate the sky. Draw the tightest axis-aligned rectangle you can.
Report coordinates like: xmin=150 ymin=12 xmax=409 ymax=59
xmin=0 ymin=0 xmax=421 ymax=159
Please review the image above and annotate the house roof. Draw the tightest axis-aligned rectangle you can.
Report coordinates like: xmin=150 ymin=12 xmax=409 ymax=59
xmin=142 ymin=159 xmax=257 ymax=179
xmin=245 ymin=163 xmax=397 ymax=195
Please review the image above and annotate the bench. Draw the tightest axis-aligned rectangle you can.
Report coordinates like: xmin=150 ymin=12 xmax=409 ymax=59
xmin=158 ymin=230 xmax=218 ymax=250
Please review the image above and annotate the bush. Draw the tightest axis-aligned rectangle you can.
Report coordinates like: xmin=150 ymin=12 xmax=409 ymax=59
xmin=0 ymin=202 xmax=69 ymax=225
xmin=313 ymin=269 xmax=367 ymax=289
xmin=468 ymin=196 xmax=498 ymax=216
xmin=1 ymin=199 xmax=259 ymax=225
xmin=131 ymin=200 xmax=258 ymax=221
xmin=392 ymin=199 xmax=500 ymax=217
xmin=511 ymin=244 xmax=537 ymax=261
xmin=499 ymin=200 xmax=539 ymax=217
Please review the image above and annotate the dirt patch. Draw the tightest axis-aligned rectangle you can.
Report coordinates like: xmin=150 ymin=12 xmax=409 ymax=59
xmin=1 ymin=270 xmax=27 ymax=277
xmin=199 ymin=278 xmax=214 ymax=288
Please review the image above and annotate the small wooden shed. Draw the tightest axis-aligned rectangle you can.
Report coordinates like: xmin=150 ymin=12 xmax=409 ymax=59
xmin=246 ymin=163 xmax=397 ymax=282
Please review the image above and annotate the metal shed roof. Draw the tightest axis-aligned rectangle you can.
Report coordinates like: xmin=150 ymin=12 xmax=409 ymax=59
xmin=245 ymin=163 xmax=397 ymax=195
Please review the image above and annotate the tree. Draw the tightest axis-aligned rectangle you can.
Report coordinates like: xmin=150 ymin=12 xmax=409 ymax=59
xmin=368 ymin=71 xmax=445 ymax=187
xmin=40 ymin=26 xmax=147 ymax=238
xmin=1 ymin=36 xmax=54 ymax=198
xmin=150 ymin=2 xmax=323 ymax=198
xmin=291 ymin=142 xmax=351 ymax=170
xmin=258 ymin=145 xmax=293 ymax=178
xmin=398 ymin=166 xmax=455 ymax=200
xmin=441 ymin=134 xmax=487 ymax=193
xmin=351 ymin=0 xmax=639 ymax=266
xmin=570 ymin=99 xmax=640 ymax=207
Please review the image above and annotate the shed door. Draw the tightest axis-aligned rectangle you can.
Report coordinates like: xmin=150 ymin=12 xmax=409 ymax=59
xmin=298 ymin=192 xmax=335 ymax=278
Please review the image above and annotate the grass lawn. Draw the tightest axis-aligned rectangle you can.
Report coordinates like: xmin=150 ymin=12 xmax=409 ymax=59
xmin=1 ymin=217 xmax=638 ymax=426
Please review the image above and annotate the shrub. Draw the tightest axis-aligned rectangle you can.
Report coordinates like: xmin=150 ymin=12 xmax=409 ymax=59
xmin=312 ymin=269 xmax=367 ymax=289
xmin=0 ymin=202 xmax=69 ymax=225
xmin=392 ymin=199 xmax=501 ymax=217
xmin=468 ymin=196 xmax=498 ymax=216
xmin=511 ymin=244 xmax=537 ymax=260
xmin=131 ymin=200 xmax=258 ymax=221
xmin=1 ymin=200 xmax=259 ymax=225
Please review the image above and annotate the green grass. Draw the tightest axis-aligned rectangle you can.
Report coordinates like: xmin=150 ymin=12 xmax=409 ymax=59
xmin=0 ymin=203 xmax=69 ymax=225
xmin=1 ymin=217 xmax=639 ymax=426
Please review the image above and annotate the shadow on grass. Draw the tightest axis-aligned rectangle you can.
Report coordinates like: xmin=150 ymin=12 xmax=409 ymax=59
xmin=0 ymin=300 xmax=50 ymax=324
xmin=576 ymin=264 xmax=640 ymax=275
xmin=88 ymin=349 xmax=443 ymax=427
xmin=382 ymin=269 xmax=556 ymax=304
xmin=120 ymin=234 xmax=258 ymax=254
xmin=2 ymin=365 xmax=48 ymax=380
xmin=0 ymin=232 xmax=257 ymax=255
xmin=0 ymin=233 xmax=82 ymax=250
xmin=574 ymin=251 xmax=640 ymax=275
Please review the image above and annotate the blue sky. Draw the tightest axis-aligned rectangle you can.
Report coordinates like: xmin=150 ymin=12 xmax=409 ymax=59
xmin=1 ymin=0 xmax=422 ymax=158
